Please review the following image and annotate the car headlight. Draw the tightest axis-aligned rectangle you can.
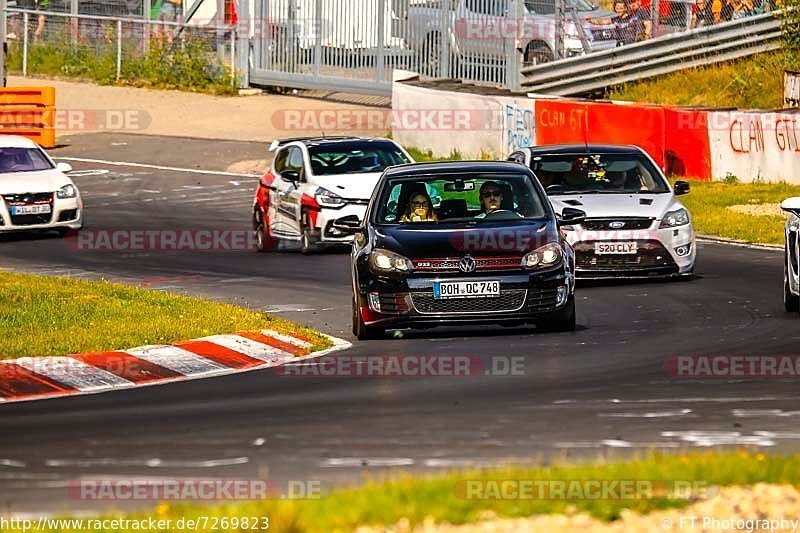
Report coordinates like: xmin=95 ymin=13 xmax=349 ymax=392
xmin=315 ymin=187 xmax=346 ymax=208
xmin=369 ymin=249 xmax=413 ymax=274
xmin=660 ymin=208 xmax=690 ymax=228
xmin=56 ymin=184 xmax=77 ymax=199
xmin=522 ymin=243 xmax=562 ymax=270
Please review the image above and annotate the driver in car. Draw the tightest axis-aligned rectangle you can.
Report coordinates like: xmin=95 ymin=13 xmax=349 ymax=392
xmin=475 ymin=181 xmax=521 ymax=219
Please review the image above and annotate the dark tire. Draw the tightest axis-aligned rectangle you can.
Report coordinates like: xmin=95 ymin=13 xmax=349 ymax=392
xmin=523 ymin=42 xmax=555 ymax=69
xmin=54 ymin=227 xmax=70 ymax=237
xmin=300 ymin=210 xmax=319 ymax=255
xmin=352 ymin=296 xmax=385 ymax=340
xmin=537 ymin=295 xmax=576 ymax=332
xmin=785 ymin=254 xmax=799 ymax=312
xmin=253 ymin=209 xmax=277 ymax=252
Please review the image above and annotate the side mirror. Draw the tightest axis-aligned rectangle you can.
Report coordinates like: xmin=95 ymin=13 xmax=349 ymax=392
xmin=281 ymin=170 xmax=301 ymax=184
xmin=56 ymin=162 xmax=73 ymax=173
xmin=559 ymin=207 xmax=586 ymax=227
xmin=673 ymin=180 xmax=690 ymax=196
xmin=331 ymin=215 xmax=362 ymax=235
xmin=781 ymin=197 xmax=800 ymax=215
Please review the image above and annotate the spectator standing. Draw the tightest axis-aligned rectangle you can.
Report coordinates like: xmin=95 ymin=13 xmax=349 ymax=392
xmin=692 ymin=0 xmax=716 ymax=26
xmin=32 ymin=0 xmax=48 ymax=43
xmin=157 ymin=0 xmax=182 ymax=42
xmin=590 ymin=0 xmax=642 ymax=46
xmin=628 ymin=0 xmax=653 ymax=40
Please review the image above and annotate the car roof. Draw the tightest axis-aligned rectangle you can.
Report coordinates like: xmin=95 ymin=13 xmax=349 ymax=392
xmin=269 ymin=136 xmax=395 ymax=151
xmin=0 ymin=135 xmax=40 ymax=149
xmin=383 ymin=161 xmax=531 ymax=178
xmin=525 ymin=144 xmax=643 ymax=155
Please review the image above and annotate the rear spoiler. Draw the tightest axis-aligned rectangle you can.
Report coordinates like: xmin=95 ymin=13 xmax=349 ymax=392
xmin=268 ymin=136 xmax=359 ymax=152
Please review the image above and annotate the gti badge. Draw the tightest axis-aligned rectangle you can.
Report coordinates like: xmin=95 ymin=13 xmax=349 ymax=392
xmin=458 ymin=255 xmax=477 ymax=273
xmin=609 ymin=221 xmax=626 ymax=229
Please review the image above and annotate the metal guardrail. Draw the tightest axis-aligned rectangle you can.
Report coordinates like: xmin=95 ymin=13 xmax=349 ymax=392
xmin=521 ymin=12 xmax=783 ymax=96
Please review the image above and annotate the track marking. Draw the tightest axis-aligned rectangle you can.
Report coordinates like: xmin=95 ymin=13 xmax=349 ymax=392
xmin=321 ymin=458 xmax=415 ymax=468
xmin=11 ymin=357 xmax=133 ymax=392
xmin=57 ymin=157 xmax=261 ymax=178
xmin=124 ymin=346 xmax=227 ymax=376
xmin=193 ymin=334 xmax=294 ymax=363
xmin=261 ymin=330 xmax=313 ymax=350
xmin=45 ymin=457 xmax=249 ymax=468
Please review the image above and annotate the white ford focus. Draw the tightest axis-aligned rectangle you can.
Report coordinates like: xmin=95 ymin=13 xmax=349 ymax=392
xmin=508 ymin=144 xmax=696 ymax=279
xmin=0 ymin=135 xmax=83 ymax=235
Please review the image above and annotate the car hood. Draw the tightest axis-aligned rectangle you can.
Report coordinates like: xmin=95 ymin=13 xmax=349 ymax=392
xmin=0 ymin=169 xmax=73 ymax=194
xmin=549 ymin=193 xmax=678 ymax=219
xmin=374 ymin=220 xmax=558 ymax=259
xmin=310 ymin=173 xmax=382 ymax=201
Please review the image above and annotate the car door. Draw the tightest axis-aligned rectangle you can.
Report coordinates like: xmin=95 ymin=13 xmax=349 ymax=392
xmin=270 ymin=147 xmax=300 ymax=237
xmin=276 ymin=146 xmax=306 ymax=237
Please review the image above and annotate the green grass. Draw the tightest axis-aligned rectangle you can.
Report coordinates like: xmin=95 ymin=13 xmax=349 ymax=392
xmin=0 ymin=271 xmax=331 ymax=359
xmin=609 ymin=52 xmax=792 ymax=109
xmin=680 ymin=179 xmax=798 ymax=245
xmin=10 ymin=452 xmax=800 ymax=533
xmin=6 ymin=37 xmax=236 ymax=95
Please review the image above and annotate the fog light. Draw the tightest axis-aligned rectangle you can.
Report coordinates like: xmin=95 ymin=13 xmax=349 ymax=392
xmin=368 ymin=292 xmax=381 ymax=313
xmin=556 ymin=285 xmax=568 ymax=306
xmin=675 ymin=244 xmax=691 ymax=257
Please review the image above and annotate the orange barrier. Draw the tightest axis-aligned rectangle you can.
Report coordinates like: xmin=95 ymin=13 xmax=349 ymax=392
xmin=0 ymin=87 xmax=56 ymax=148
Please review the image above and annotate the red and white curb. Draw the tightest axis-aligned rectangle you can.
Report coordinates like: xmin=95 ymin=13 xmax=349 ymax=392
xmin=0 ymin=330 xmax=351 ymax=404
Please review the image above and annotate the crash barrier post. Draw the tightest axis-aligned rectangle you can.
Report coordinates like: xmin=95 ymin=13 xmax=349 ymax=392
xmin=0 ymin=86 xmax=56 ymax=148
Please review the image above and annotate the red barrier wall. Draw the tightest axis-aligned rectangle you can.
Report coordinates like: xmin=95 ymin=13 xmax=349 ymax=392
xmin=664 ymin=109 xmax=712 ymax=180
xmin=534 ymin=100 xmax=712 ymax=180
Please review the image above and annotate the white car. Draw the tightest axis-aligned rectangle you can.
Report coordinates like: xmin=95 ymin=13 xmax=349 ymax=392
xmin=781 ymin=197 xmax=800 ymax=311
xmin=0 ymin=135 xmax=83 ymax=235
xmin=253 ymin=136 xmax=414 ymax=253
xmin=508 ymin=144 xmax=696 ymax=279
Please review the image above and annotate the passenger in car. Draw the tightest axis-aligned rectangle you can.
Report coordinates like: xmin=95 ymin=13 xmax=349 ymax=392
xmin=401 ymin=192 xmax=438 ymax=223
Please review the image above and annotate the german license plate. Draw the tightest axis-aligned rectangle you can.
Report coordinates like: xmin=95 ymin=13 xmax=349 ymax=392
xmin=594 ymin=242 xmax=637 ymax=255
xmin=433 ymin=280 xmax=500 ymax=299
xmin=10 ymin=204 xmax=51 ymax=215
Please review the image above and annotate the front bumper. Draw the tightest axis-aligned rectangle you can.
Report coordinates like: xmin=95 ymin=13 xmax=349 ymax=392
xmin=357 ymin=268 xmax=572 ymax=327
xmin=565 ymin=224 xmax=696 ymax=279
xmin=0 ymin=194 xmax=83 ymax=233
xmin=315 ymin=203 xmax=368 ymax=244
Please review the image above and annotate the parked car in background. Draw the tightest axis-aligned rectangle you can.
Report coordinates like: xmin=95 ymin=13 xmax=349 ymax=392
xmin=509 ymin=144 xmax=696 ymax=279
xmin=406 ymin=0 xmax=618 ymax=72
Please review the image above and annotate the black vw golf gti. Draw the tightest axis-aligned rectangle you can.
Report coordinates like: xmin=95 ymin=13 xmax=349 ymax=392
xmin=338 ymin=162 xmax=585 ymax=340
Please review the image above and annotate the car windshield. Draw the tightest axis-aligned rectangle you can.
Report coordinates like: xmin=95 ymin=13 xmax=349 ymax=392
xmin=308 ymin=142 xmax=411 ymax=176
xmin=0 ymin=147 xmax=54 ymax=173
xmin=376 ymin=172 xmax=549 ymax=226
xmin=530 ymin=153 xmax=670 ymax=194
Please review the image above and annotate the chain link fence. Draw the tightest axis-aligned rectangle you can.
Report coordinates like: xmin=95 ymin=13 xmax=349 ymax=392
xmin=5 ymin=6 xmax=237 ymax=90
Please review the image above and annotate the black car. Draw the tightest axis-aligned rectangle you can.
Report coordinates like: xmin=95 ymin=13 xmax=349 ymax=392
xmin=336 ymin=161 xmax=586 ymax=340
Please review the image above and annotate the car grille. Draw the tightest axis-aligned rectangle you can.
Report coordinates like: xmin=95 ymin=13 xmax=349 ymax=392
xmin=411 ymin=289 xmax=527 ymax=315
xmin=413 ymin=256 xmax=523 ymax=272
xmin=527 ymin=287 xmax=560 ymax=313
xmin=574 ymin=240 xmax=676 ymax=270
xmin=580 ymin=218 xmax=654 ymax=231
xmin=3 ymin=192 xmax=54 ymax=226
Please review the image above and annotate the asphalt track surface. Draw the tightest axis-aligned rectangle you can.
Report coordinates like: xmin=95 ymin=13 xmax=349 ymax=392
xmin=2 ymin=133 xmax=800 ymax=515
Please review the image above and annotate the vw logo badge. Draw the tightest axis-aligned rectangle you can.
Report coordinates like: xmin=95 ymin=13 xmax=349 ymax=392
xmin=458 ymin=255 xmax=477 ymax=273
xmin=609 ymin=221 xmax=626 ymax=229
